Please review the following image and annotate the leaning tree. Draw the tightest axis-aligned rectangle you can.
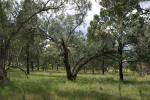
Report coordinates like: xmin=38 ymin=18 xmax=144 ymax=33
xmin=38 ymin=8 xmax=116 ymax=81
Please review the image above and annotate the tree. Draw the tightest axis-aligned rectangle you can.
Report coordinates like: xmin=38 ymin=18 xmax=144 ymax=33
xmin=89 ymin=0 xmax=142 ymax=81
xmin=16 ymin=0 xmax=38 ymax=74
xmin=0 ymin=0 xmax=65 ymax=84
xmin=39 ymin=11 xmax=115 ymax=81
xmin=131 ymin=8 xmax=150 ymax=76
xmin=87 ymin=14 xmax=115 ymax=75
xmin=0 ymin=0 xmax=10 ymax=83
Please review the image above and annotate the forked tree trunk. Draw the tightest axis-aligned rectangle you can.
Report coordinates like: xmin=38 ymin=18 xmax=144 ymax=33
xmin=61 ymin=39 xmax=75 ymax=81
xmin=63 ymin=50 xmax=75 ymax=81
xmin=61 ymin=39 xmax=113 ymax=81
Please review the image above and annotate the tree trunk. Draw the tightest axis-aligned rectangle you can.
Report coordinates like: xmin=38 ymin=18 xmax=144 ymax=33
xmin=26 ymin=44 xmax=30 ymax=74
xmin=51 ymin=63 xmax=54 ymax=70
xmin=118 ymin=41 xmax=124 ymax=81
xmin=56 ymin=64 xmax=59 ymax=71
xmin=119 ymin=60 xmax=123 ymax=81
xmin=0 ymin=42 xmax=8 ymax=84
xmin=37 ymin=59 xmax=40 ymax=71
xmin=0 ymin=67 xmax=8 ymax=84
xmin=63 ymin=52 xmax=74 ymax=80
xmin=61 ymin=39 xmax=74 ymax=81
xmin=101 ymin=49 xmax=105 ymax=75
xmin=102 ymin=59 xmax=105 ymax=75
xmin=31 ymin=60 xmax=34 ymax=71
xmin=72 ymin=54 xmax=102 ymax=81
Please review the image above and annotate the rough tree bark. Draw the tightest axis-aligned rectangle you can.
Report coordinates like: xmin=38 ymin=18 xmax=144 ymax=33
xmin=61 ymin=39 xmax=75 ymax=81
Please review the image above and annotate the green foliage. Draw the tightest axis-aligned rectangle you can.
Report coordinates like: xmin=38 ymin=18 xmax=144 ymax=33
xmin=87 ymin=0 xmax=150 ymax=75
xmin=17 ymin=0 xmax=38 ymax=42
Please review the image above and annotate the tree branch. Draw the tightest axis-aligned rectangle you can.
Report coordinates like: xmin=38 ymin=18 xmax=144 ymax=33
xmin=6 ymin=1 xmax=64 ymax=47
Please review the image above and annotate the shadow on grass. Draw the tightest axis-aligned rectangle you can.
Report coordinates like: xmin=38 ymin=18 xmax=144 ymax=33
xmin=56 ymin=89 xmax=132 ymax=100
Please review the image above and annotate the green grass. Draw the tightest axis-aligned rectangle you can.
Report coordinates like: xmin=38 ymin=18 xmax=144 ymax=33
xmin=0 ymin=70 xmax=150 ymax=100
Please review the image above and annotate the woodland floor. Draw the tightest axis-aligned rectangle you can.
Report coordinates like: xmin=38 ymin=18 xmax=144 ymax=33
xmin=0 ymin=70 xmax=150 ymax=100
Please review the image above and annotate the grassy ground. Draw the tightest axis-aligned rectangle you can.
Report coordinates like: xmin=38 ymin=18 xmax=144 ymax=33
xmin=0 ymin=70 xmax=150 ymax=100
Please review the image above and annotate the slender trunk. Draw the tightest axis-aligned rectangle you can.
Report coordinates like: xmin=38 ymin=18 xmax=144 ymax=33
xmin=37 ymin=59 xmax=40 ymax=71
xmin=118 ymin=42 xmax=124 ymax=81
xmin=31 ymin=60 xmax=34 ymax=71
xmin=56 ymin=64 xmax=59 ymax=71
xmin=101 ymin=48 xmax=105 ymax=75
xmin=119 ymin=60 xmax=123 ymax=81
xmin=26 ymin=44 xmax=30 ymax=74
xmin=51 ymin=63 xmax=54 ymax=70
xmin=102 ymin=59 xmax=105 ymax=75
xmin=37 ymin=51 xmax=40 ymax=71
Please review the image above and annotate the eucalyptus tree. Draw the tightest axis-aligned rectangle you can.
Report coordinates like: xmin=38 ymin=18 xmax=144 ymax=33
xmin=16 ymin=0 xmax=39 ymax=74
xmin=130 ymin=7 xmax=150 ymax=75
xmin=39 ymin=8 xmax=115 ymax=81
xmin=96 ymin=0 xmax=142 ymax=81
xmin=0 ymin=0 xmax=66 ymax=84
xmin=0 ymin=1 xmax=10 ymax=83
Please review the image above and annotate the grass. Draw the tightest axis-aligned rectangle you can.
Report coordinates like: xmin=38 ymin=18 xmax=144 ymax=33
xmin=0 ymin=70 xmax=150 ymax=100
